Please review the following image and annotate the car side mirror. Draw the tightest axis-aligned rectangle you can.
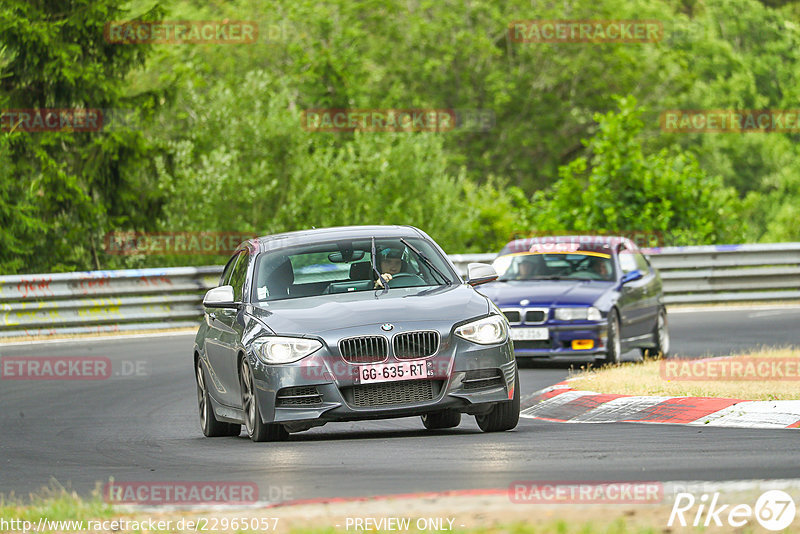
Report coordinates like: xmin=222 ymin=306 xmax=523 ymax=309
xmin=203 ymin=285 xmax=238 ymax=308
xmin=466 ymin=263 xmax=498 ymax=286
xmin=620 ymin=269 xmax=643 ymax=285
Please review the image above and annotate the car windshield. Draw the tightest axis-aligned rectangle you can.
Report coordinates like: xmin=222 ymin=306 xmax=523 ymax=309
xmin=494 ymin=252 xmax=616 ymax=281
xmin=253 ymin=237 xmax=454 ymax=302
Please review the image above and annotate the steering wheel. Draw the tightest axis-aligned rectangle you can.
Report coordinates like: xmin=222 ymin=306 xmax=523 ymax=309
xmin=565 ymin=270 xmax=604 ymax=280
xmin=386 ymin=273 xmax=425 ymax=288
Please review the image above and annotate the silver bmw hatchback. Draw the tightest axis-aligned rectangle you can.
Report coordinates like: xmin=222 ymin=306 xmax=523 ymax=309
xmin=193 ymin=225 xmax=519 ymax=442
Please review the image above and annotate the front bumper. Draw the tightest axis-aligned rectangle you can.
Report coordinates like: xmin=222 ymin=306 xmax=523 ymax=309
xmin=510 ymin=321 xmax=608 ymax=360
xmin=249 ymin=332 xmax=516 ymax=426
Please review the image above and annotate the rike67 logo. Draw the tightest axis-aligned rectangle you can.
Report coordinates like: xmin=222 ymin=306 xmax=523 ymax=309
xmin=669 ymin=490 xmax=796 ymax=531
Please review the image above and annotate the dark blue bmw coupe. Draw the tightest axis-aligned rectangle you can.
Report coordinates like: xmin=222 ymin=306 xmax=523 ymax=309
xmin=477 ymin=235 xmax=669 ymax=364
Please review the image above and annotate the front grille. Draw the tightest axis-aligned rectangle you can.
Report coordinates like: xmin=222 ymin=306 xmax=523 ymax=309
xmin=525 ymin=309 xmax=547 ymax=323
xmin=393 ymin=331 xmax=440 ymax=359
xmin=514 ymin=340 xmax=552 ymax=350
xmin=276 ymin=386 xmax=322 ymax=406
xmin=339 ymin=336 xmax=388 ymax=364
xmin=502 ymin=310 xmax=521 ymax=323
xmin=462 ymin=369 xmax=504 ymax=390
xmin=345 ymin=379 xmax=442 ymax=407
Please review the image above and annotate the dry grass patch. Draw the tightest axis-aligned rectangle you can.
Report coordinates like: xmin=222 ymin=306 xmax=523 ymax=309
xmin=568 ymin=348 xmax=800 ymax=401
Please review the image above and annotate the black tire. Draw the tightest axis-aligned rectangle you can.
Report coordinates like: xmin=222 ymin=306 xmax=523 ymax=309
xmin=421 ymin=410 xmax=462 ymax=430
xmin=475 ymin=371 xmax=520 ymax=432
xmin=196 ymin=358 xmax=241 ymax=437
xmin=240 ymin=357 xmax=288 ymax=442
xmin=603 ymin=309 xmax=622 ymax=365
xmin=641 ymin=308 xmax=670 ymax=361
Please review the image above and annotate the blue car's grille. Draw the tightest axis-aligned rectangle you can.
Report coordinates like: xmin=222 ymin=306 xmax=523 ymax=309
xmin=525 ymin=309 xmax=547 ymax=323
xmin=339 ymin=336 xmax=388 ymax=364
xmin=393 ymin=331 xmax=439 ymax=359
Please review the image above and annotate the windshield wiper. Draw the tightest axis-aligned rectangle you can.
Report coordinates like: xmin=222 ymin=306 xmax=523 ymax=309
xmin=400 ymin=238 xmax=450 ymax=286
xmin=371 ymin=237 xmax=389 ymax=294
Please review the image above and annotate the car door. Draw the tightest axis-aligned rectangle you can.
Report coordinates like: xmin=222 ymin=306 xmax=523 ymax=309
xmin=635 ymin=252 xmax=661 ymax=336
xmin=204 ymin=251 xmax=246 ymax=406
xmin=615 ymin=245 xmax=649 ymax=341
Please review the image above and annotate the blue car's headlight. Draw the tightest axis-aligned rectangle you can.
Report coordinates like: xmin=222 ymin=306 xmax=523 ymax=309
xmin=252 ymin=336 xmax=322 ymax=364
xmin=555 ymin=307 xmax=602 ymax=321
xmin=455 ymin=315 xmax=508 ymax=345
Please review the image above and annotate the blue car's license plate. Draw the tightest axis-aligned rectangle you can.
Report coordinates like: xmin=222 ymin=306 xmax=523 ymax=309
xmin=510 ymin=327 xmax=549 ymax=341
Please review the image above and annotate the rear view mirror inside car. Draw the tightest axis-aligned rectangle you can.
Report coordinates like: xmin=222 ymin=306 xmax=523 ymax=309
xmin=329 ymin=250 xmax=366 ymax=263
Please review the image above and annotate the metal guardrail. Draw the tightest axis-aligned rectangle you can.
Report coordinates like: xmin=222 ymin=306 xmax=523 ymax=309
xmin=1 ymin=244 xmax=798 ymax=337
xmin=0 ymin=267 xmax=223 ymax=338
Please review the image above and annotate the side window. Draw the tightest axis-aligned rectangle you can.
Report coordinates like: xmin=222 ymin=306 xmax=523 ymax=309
xmin=634 ymin=253 xmax=651 ymax=274
xmin=618 ymin=247 xmax=637 ymax=274
xmin=229 ymin=252 xmax=250 ymax=302
xmin=220 ymin=252 xmax=242 ymax=286
xmin=404 ymin=251 xmax=420 ymax=274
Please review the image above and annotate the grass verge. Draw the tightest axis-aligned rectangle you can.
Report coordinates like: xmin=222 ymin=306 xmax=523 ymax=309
xmin=568 ymin=348 xmax=800 ymax=400
xmin=3 ymin=483 xmax=800 ymax=533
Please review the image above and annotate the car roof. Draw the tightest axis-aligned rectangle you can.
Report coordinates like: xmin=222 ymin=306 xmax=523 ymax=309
xmin=498 ymin=235 xmax=639 ymax=257
xmin=238 ymin=225 xmax=428 ymax=254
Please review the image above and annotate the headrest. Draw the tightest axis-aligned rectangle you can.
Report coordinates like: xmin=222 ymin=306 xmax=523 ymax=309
xmin=349 ymin=261 xmax=372 ymax=280
xmin=270 ymin=259 xmax=294 ymax=284
xmin=262 ymin=258 xmax=294 ymax=297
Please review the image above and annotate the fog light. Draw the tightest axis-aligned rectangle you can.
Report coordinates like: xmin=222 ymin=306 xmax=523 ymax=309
xmin=571 ymin=339 xmax=594 ymax=350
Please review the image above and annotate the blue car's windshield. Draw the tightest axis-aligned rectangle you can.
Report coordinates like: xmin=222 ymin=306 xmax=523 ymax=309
xmin=253 ymin=238 xmax=455 ymax=302
xmin=495 ymin=252 xmax=616 ymax=281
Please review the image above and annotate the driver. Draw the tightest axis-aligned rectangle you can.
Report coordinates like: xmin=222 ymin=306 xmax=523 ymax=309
xmin=375 ymin=248 xmax=404 ymax=288
xmin=588 ymin=257 xmax=612 ymax=280
xmin=514 ymin=255 xmax=541 ymax=280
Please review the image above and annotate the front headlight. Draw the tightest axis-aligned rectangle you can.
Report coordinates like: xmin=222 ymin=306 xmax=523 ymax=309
xmin=555 ymin=307 xmax=602 ymax=321
xmin=252 ymin=336 xmax=322 ymax=364
xmin=455 ymin=315 xmax=508 ymax=345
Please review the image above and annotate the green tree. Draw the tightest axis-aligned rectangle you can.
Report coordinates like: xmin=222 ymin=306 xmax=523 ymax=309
xmin=0 ymin=0 xmax=164 ymax=272
xmin=147 ymin=71 xmax=524 ymax=262
xmin=531 ymin=96 xmax=744 ymax=245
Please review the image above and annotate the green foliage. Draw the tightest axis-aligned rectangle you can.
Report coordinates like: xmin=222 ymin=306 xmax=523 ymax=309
xmin=3 ymin=0 xmax=800 ymax=274
xmin=0 ymin=0 xmax=165 ymax=273
xmin=149 ymin=71 xmax=523 ymax=260
xmin=531 ymin=96 xmax=744 ymax=245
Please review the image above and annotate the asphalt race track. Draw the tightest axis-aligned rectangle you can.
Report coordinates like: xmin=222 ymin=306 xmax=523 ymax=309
xmin=1 ymin=305 xmax=799 ymax=501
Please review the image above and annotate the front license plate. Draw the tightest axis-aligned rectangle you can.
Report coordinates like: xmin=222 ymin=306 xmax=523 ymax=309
xmin=358 ymin=361 xmax=429 ymax=384
xmin=510 ymin=327 xmax=549 ymax=341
